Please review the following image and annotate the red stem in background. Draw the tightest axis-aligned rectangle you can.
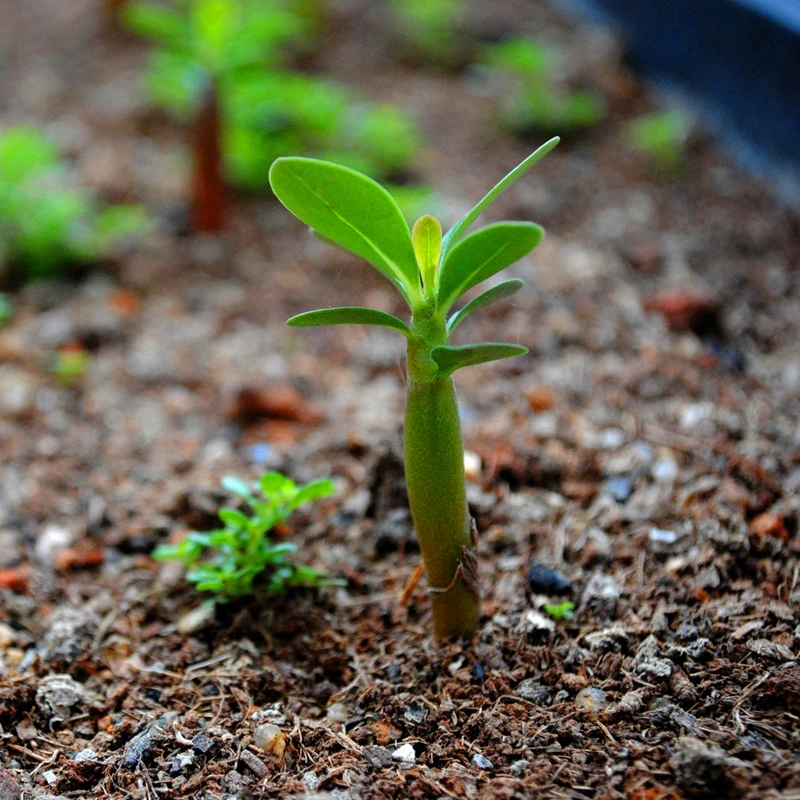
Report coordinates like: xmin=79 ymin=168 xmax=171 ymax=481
xmin=191 ymin=81 xmax=226 ymax=234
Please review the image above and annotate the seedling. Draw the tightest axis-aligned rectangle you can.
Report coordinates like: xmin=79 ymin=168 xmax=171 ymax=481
xmin=126 ymin=0 xmax=427 ymax=224
xmin=625 ymin=109 xmax=692 ymax=172
xmin=124 ymin=0 xmax=305 ymax=231
xmin=0 ymin=127 xmax=147 ymax=283
xmin=51 ymin=345 xmax=91 ymax=385
xmin=481 ymin=38 xmax=605 ymax=136
xmin=154 ymin=471 xmax=343 ymax=600
xmin=269 ymin=138 xmax=559 ymax=639
xmin=543 ymin=600 xmax=575 ymax=622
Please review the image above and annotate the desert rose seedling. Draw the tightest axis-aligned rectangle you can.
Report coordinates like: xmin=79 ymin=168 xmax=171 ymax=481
xmin=481 ymin=38 xmax=605 ymax=136
xmin=269 ymin=137 xmax=559 ymax=639
xmin=126 ymin=0 xmax=428 ymax=224
xmin=124 ymin=0 xmax=306 ymax=231
xmin=0 ymin=127 xmax=147 ymax=284
xmin=154 ymin=471 xmax=343 ymax=600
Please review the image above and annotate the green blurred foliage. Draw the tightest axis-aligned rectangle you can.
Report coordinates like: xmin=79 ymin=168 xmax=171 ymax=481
xmin=625 ymin=109 xmax=692 ymax=172
xmin=126 ymin=0 xmax=429 ymax=213
xmin=481 ymin=38 xmax=606 ymax=135
xmin=0 ymin=127 xmax=148 ymax=283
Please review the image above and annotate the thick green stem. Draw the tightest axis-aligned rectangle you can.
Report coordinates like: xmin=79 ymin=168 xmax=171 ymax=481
xmin=404 ymin=315 xmax=479 ymax=640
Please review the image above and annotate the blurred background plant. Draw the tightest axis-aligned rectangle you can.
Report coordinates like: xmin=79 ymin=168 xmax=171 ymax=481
xmin=387 ymin=0 xmax=473 ymax=70
xmin=125 ymin=0 xmax=430 ymax=225
xmin=0 ymin=126 xmax=147 ymax=285
xmin=0 ymin=293 xmax=12 ymax=326
xmin=480 ymin=37 xmax=606 ymax=136
xmin=624 ymin=109 xmax=693 ymax=172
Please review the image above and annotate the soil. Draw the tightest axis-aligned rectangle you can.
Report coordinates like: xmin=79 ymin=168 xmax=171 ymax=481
xmin=1 ymin=1 xmax=800 ymax=798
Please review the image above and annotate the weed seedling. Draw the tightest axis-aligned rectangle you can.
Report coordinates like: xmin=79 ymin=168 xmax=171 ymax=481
xmin=625 ymin=109 xmax=692 ymax=172
xmin=0 ymin=127 xmax=147 ymax=284
xmin=543 ymin=600 xmax=575 ymax=622
xmin=481 ymin=38 xmax=605 ymax=136
xmin=269 ymin=138 xmax=559 ymax=639
xmin=154 ymin=471 xmax=343 ymax=600
xmin=51 ymin=345 xmax=91 ymax=385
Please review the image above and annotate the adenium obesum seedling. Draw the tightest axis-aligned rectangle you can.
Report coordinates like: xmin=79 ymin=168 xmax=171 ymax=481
xmin=269 ymin=137 xmax=558 ymax=639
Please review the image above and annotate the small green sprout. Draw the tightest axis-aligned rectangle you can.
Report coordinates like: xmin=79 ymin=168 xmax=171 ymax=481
xmin=625 ymin=109 xmax=692 ymax=172
xmin=0 ymin=293 xmax=12 ymax=326
xmin=543 ymin=601 xmax=575 ymax=622
xmin=269 ymin=138 xmax=559 ymax=639
xmin=0 ymin=127 xmax=147 ymax=283
xmin=51 ymin=346 xmax=91 ymax=384
xmin=153 ymin=471 xmax=343 ymax=600
xmin=481 ymin=38 xmax=605 ymax=136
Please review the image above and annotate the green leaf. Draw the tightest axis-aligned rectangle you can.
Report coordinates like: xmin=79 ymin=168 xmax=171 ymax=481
xmin=260 ymin=471 xmax=294 ymax=496
xmin=437 ymin=222 xmax=542 ymax=312
xmin=287 ymin=306 xmax=411 ymax=336
xmin=218 ymin=508 xmax=250 ymax=530
xmin=123 ymin=2 xmax=186 ymax=42
xmin=268 ymin=157 xmax=421 ymax=307
xmin=440 ymin=137 xmax=558 ymax=259
xmin=288 ymin=478 xmax=336 ymax=510
xmin=447 ymin=278 xmax=524 ymax=332
xmin=412 ymin=215 xmax=442 ymax=295
xmin=221 ymin=476 xmax=254 ymax=500
xmin=431 ymin=342 xmax=528 ymax=378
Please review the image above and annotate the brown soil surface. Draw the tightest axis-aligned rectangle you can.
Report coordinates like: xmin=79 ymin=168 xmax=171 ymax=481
xmin=1 ymin=1 xmax=799 ymax=798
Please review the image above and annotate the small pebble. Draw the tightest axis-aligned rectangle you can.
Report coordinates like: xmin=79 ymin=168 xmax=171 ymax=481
xmin=176 ymin=602 xmax=216 ymax=635
xmin=527 ymin=564 xmax=571 ymax=595
xmin=191 ymin=732 xmax=214 ymax=754
xmin=391 ymin=743 xmax=416 ymax=763
xmin=575 ymin=687 xmax=609 ymax=714
xmin=649 ymin=528 xmax=678 ymax=545
xmin=0 ymin=623 xmax=14 ymax=648
xmin=604 ymin=475 xmax=633 ymax=502
xmin=246 ymin=442 xmax=273 ymax=465
xmin=325 ymin=702 xmax=349 ymax=724
xmin=652 ymin=457 xmax=679 ymax=483
xmin=240 ymin=749 xmax=268 ymax=779
xmin=472 ymin=753 xmax=494 ymax=770
xmin=253 ymin=724 xmax=286 ymax=760
xmin=35 ymin=525 xmax=73 ymax=563
xmin=463 ymin=450 xmax=481 ymax=481
xmin=510 ymin=759 xmax=530 ymax=776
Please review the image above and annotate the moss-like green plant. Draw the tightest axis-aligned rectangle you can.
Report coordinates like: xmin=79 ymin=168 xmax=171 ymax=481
xmin=154 ymin=471 xmax=343 ymax=600
xmin=481 ymin=38 xmax=605 ymax=136
xmin=269 ymin=138 xmax=559 ymax=639
xmin=0 ymin=127 xmax=147 ymax=283
xmin=624 ymin=109 xmax=692 ymax=172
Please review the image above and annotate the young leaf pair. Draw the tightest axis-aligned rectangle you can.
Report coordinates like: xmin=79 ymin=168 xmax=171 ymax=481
xmin=269 ymin=137 xmax=558 ymax=639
